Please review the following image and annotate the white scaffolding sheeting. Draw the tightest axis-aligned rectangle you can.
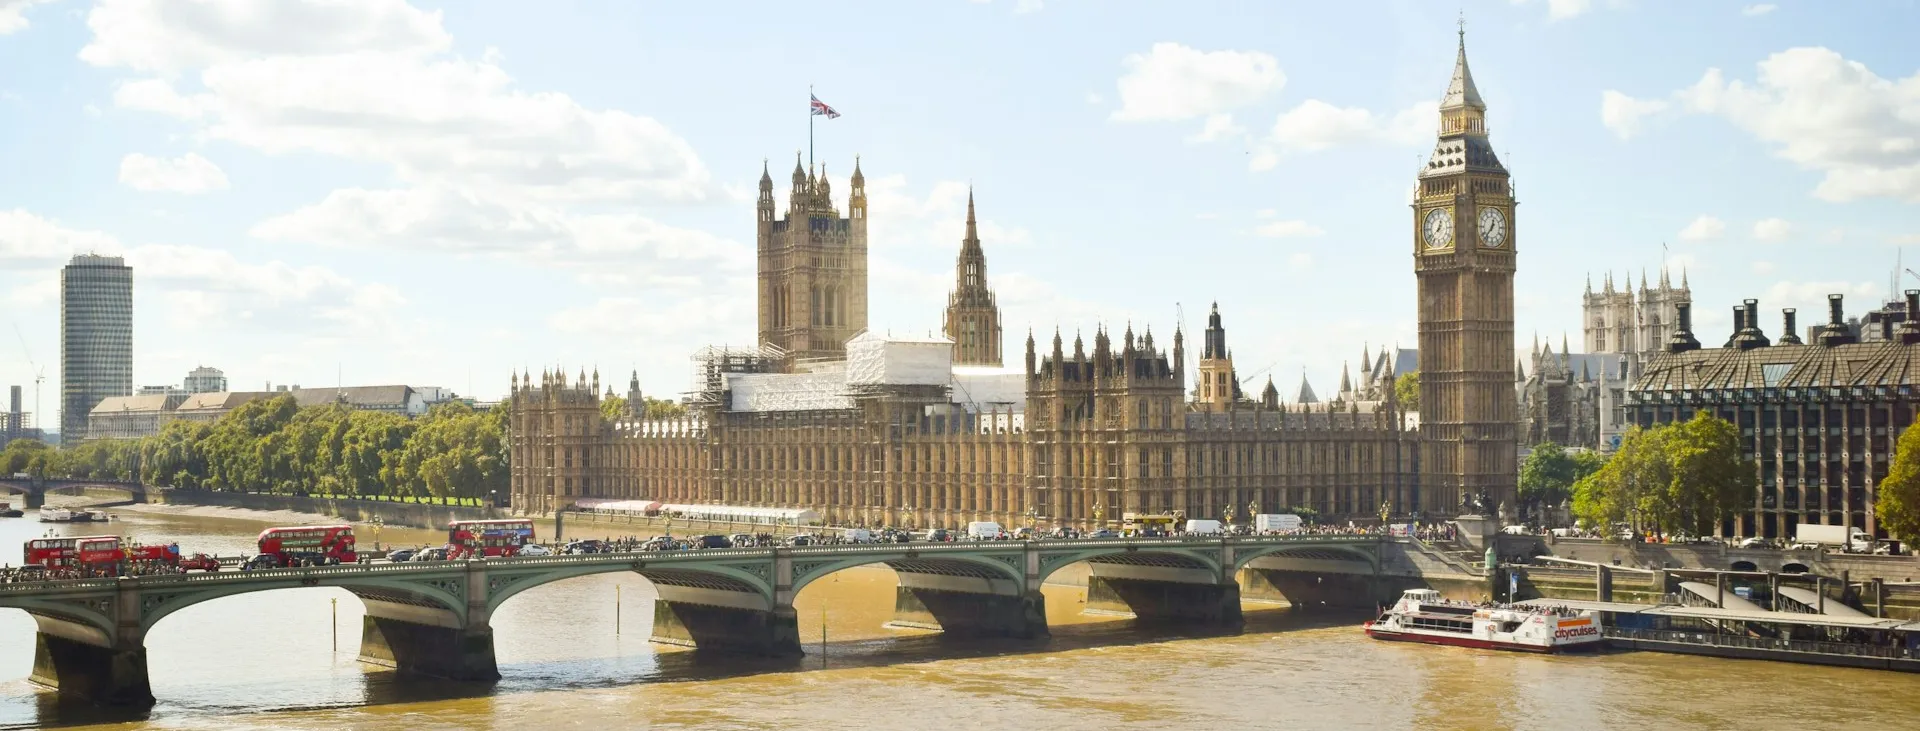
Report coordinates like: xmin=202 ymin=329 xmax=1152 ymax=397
xmin=727 ymin=370 xmax=853 ymax=411
xmin=657 ymin=503 xmax=822 ymax=525
xmin=846 ymin=331 xmax=952 ymax=385
xmin=951 ymin=371 xmax=1026 ymax=412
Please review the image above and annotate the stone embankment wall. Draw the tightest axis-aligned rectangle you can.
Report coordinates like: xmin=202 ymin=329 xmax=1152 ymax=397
xmin=153 ymin=489 xmax=493 ymax=530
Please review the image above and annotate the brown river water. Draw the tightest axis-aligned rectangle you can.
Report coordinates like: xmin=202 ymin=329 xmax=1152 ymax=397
xmin=0 ymin=502 xmax=1917 ymax=730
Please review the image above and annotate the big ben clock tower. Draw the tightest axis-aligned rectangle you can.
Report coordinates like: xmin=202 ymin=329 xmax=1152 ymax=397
xmin=1414 ymin=27 xmax=1516 ymax=517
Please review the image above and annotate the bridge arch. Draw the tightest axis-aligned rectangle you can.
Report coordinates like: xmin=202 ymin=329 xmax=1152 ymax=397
xmin=135 ymin=572 xmax=470 ymax=635
xmin=1730 ymin=560 xmax=1759 ymax=572
xmin=1032 ymin=543 xmax=1225 ymax=586
xmin=1780 ymin=562 xmax=1811 ymax=574
xmin=1231 ymin=543 xmax=1379 ymax=572
xmin=788 ymin=551 xmax=1023 ymax=596
xmin=484 ymin=557 xmax=777 ymax=614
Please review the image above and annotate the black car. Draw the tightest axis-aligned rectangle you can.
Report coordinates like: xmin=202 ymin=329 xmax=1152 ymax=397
xmin=787 ymin=534 xmax=815 ymax=547
xmin=926 ymin=529 xmax=952 ymax=542
xmin=243 ymin=554 xmax=284 ymax=570
xmin=386 ymin=548 xmax=417 ymax=563
xmin=695 ymin=535 xmax=732 ymax=549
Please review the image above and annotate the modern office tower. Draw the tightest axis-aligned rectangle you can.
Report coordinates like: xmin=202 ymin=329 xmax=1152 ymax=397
xmin=60 ymin=254 xmax=133 ymax=442
xmin=184 ymin=366 xmax=227 ymax=394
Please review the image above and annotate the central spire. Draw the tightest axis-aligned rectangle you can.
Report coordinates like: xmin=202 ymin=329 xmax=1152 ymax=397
xmin=1442 ymin=16 xmax=1486 ymax=111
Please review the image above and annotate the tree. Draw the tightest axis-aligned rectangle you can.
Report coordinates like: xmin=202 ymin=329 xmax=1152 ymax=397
xmin=600 ymin=396 xmax=627 ymax=422
xmin=1572 ymin=413 xmax=1750 ymax=538
xmin=645 ymin=397 xmax=688 ymax=420
xmin=1879 ymin=422 xmax=1920 ymax=539
xmin=1394 ymin=371 xmax=1419 ymax=412
xmin=1518 ymin=443 xmax=1599 ymax=520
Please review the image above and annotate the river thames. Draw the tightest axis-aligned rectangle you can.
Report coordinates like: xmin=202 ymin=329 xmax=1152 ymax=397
xmin=2 ymin=503 xmax=1918 ymax=730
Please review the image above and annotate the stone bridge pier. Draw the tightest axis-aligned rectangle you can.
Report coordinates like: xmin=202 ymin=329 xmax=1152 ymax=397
xmin=356 ymin=562 xmax=498 ymax=681
xmin=27 ymin=580 xmax=152 ymax=706
xmin=887 ymin=559 xmax=1047 ymax=640
xmin=648 ymin=567 xmax=800 ymax=656
xmin=1082 ymin=560 xmax=1243 ymax=626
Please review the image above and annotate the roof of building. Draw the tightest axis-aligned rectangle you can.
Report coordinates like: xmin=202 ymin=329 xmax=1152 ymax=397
xmin=89 ymin=394 xmax=182 ymax=414
xmin=289 ymin=385 xmax=416 ymax=408
xmin=1635 ymin=340 xmax=1920 ymax=391
xmin=1441 ymin=35 xmax=1486 ymax=110
xmin=175 ymin=391 xmax=272 ymax=412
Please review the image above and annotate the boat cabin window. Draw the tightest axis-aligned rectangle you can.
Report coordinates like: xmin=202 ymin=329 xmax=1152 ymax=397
xmin=1499 ymin=621 xmax=1523 ymax=633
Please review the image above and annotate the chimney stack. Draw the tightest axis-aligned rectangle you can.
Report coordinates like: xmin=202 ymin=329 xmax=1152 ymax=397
xmin=1726 ymin=305 xmax=1746 ymax=348
xmin=1820 ymin=294 xmax=1856 ymax=347
xmin=1777 ymin=309 xmax=1804 ymax=345
xmin=1735 ymin=298 xmax=1771 ymax=350
xmin=1904 ymin=290 xmax=1920 ymax=344
xmin=1667 ymin=302 xmax=1701 ymax=353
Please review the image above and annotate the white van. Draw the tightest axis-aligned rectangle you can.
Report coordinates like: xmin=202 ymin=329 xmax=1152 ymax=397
xmin=843 ymin=528 xmax=873 ymax=543
xmin=1183 ymin=519 xmax=1223 ymax=535
xmin=967 ymin=521 xmax=1003 ymax=540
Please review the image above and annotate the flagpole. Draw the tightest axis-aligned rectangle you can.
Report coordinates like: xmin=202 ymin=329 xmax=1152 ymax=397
xmin=808 ymin=84 xmax=815 ymax=172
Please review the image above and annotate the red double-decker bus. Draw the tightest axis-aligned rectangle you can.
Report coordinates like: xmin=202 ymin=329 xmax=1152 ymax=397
xmin=256 ymin=525 xmax=356 ymax=567
xmin=24 ymin=536 xmax=125 ymax=577
xmin=446 ymin=519 xmax=536 ymax=559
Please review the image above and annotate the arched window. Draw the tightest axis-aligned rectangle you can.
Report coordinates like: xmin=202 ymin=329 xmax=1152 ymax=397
xmin=1137 ymin=400 xmax=1150 ymax=429
xmin=811 ymin=286 xmax=822 ymax=326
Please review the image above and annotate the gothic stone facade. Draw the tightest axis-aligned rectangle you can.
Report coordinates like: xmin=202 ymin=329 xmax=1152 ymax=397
xmin=510 ymin=30 xmax=1502 ymax=526
xmin=1413 ymin=32 xmax=1517 ymax=513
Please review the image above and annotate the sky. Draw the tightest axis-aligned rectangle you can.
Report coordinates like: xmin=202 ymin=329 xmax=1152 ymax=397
xmin=0 ymin=0 xmax=1916 ymax=431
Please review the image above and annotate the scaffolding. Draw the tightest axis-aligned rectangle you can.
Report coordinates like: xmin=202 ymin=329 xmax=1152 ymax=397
xmin=689 ymin=344 xmax=785 ymax=406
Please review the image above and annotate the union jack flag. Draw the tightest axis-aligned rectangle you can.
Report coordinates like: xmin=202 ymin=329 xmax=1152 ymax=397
xmin=810 ymin=94 xmax=840 ymax=119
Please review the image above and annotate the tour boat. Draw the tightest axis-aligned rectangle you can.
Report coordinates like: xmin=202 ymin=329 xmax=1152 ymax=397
xmin=1364 ymin=589 xmax=1605 ymax=653
xmin=0 ymin=502 xmax=20 ymax=518
xmin=37 ymin=507 xmax=74 ymax=523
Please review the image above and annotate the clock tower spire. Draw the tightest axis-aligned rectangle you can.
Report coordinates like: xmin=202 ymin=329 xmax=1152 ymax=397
xmin=1413 ymin=23 xmax=1516 ymax=517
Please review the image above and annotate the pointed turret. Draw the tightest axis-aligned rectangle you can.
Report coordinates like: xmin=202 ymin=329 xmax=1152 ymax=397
xmin=1296 ymin=373 xmax=1318 ymax=404
xmin=1338 ymin=362 xmax=1353 ymax=394
xmin=1261 ymin=377 xmax=1280 ymax=410
xmin=944 ymin=186 xmax=1002 ymax=366
xmin=1440 ymin=23 xmax=1486 ymax=111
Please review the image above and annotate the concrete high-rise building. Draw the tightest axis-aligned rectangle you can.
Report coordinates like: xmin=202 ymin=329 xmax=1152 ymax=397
xmin=757 ymin=155 xmax=869 ymax=369
xmin=1413 ymin=29 xmax=1517 ymax=516
xmin=60 ymin=254 xmax=133 ymax=442
xmin=184 ymin=366 xmax=227 ymax=394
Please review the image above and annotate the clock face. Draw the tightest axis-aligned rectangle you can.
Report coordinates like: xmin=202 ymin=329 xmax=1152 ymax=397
xmin=1423 ymin=208 xmax=1454 ymax=248
xmin=1478 ymin=207 xmax=1508 ymax=247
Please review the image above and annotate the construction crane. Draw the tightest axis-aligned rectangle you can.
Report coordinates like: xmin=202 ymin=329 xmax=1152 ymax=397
xmin=11 ymin=324 xmax=45 ymax=434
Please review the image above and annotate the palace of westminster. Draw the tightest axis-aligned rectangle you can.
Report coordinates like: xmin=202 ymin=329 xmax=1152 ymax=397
xmin=508 ymin=31 xmax=1920 ymax=539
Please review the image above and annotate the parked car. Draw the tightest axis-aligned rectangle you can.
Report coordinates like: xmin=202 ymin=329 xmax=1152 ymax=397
xmin=518 ymin=544 xmax=553 ymax=557
xmin=563 ymin=540 xmax=607 ymax=555
xmin=385 ymin=548 xmax=417 ymax=563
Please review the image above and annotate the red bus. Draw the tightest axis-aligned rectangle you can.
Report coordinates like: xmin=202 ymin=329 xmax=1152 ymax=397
xmin=24 ymin=536 xmax=125 ymax=577
xmin=256 ymin=525 xmax=357 ymax=567
xmin=446 ymin=519 xmax=536 ymax=559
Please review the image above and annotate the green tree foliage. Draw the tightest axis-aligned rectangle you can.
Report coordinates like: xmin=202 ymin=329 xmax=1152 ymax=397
xmin=1394 ymin=371 xmax=1420 ymax=411
xmin=600 ymin=396 xmax=627 ymax=421
xmin=1572 ymin=412 xmax=1751 ymax=537
xmin=25 ymin=395 xmax=509 ymax=499
xmin=1878 ymin=423 xmax=1920 ymax=540
xmin=1518 ymin=443 xmax=1605 ymax=516
xmin=645 ymin=397 xmax=688 ymax=420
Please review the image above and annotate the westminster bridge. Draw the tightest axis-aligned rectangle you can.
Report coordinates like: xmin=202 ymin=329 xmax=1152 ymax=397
xmin=0 ymin=534 xmax=1411 ymax=706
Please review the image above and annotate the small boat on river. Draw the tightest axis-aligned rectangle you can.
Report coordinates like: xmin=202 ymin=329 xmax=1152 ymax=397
xmin=38 ymin=507 xmax=75 ymax=523
xmin=0 ymin=502 xmax=21 ymax=518
xmin=1364 ymin=589 xmax=1605 ymax=653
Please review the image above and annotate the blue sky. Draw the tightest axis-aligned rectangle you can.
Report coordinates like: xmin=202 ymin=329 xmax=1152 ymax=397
xmin=0 ymin=0 xmax=1916 ymax=429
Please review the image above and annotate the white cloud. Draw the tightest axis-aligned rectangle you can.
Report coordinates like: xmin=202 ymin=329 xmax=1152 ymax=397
xmin=89 ymin=0 xmax=711 ymax=207
xmin=80 ymin=0 xmax=451 ymax=74
xmin=1763 ymin=280 xmax=1883 ymax=312
xmin=1678 ymin=215 xmax=1726 ymax=242
xmin=117 ymin=152 xmax=230 ymax=193
xmin=861 ymin=173 xmax=1031 ymax=252
xmin=1609 ymin=48 xmax=1920 ymax=202
xmin=0 ymin=0 xmax=55 ymax=35
xmin=1511 ymin=0 xmax=1595 ymax=21
xmin=1751 ymin=217 xmax=1792 ymax=242
xmin=1255 ymin=208 xmax=1277 ymax=218
xmin=1599 ymin=90 xmax=1668 ymax=140
xmin=1254 ymin=220 xmax=1325 ymax=239
xmin=1110 ymin=43 xmax=1285 ymax=123
xmin=1185 ymin=113 xmax=1245 ymax=144
xmin=0 ymin=209 xmax=399 ymax=335
xmin=1741 ymin=4 xmax=1777 ymax=16
xmin=1250 ymin=99 xmax=1435 ymax=169
xmin=0 ymin=210 xmax=122 ymax=266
